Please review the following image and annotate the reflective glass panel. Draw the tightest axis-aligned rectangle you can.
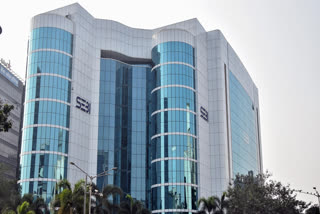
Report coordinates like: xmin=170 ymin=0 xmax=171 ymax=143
xmin=229 ymin=71 xmax=259 ymax=176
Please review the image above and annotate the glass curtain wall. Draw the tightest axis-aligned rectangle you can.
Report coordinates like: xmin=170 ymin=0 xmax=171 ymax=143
xmin=99 ymin=58 xmax=150 ymax=203
xmin=228 ymin=71 xmax=259 ymax=176
xmin=150 ymin=41 xmax=198 ymax=213
xmin=19 ymin=27 xmax=73 ymax=203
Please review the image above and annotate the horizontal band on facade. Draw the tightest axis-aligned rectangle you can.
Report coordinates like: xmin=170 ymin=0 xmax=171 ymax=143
xmin=23 ymin=124 xmax=69 ymax=131
xmin=151 ymin=84 xmax=196 ymax=94
xmin=151 ymin=132 xmax=197 ymax=140
xmin=152 ymin=209 xmax=198 ymax=213
xmin=18 ymin=178 xmax=60 ymax=184
xmin=101 ymin=57 xmax=151 ymax=68
xmin=151 ymin=183 xmax=198 ymax=189
xmin=151 ymin=108 xmax=196 ymax=117
xmin=29 ymin=48 xmax=73 ymax=58
xmin=26 ymin=73 xmax=72 ymax=81
xmin=24 ymin=98 xmax=70 ymax=106
xmin=151 ymin=157 xmax=197 ymax=164
xmin=20 ymin=151 xmax=68 ymax=157
xmin=151 ymin=61 xmax=195 ymax=72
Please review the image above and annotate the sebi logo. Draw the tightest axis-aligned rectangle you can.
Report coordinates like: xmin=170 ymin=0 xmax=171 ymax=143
xmin=200 ymin=106 xmax=208 ymax=122
xmin=76 ymin=96 xmax=91 ymax=114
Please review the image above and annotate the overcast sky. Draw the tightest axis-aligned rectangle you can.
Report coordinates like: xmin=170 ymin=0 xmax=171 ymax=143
xmin=0 ymin=0 xmax=319 ymax=204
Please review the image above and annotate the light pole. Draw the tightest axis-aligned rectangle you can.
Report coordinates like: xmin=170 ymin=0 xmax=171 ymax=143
xmin=313 ymin=187 xmax=320 ymax=213
xmin=70 ymin=162 xmax=117 ymax=214
xmin=293 ymin=187 xmax=320 ymax=212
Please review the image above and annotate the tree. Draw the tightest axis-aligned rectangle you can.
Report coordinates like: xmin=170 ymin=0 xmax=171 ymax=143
xmin=52 ymin=179 xmax=87 ymax=214
xmin=0 ymin=164 xmax=21 ymax=212
xmin=226 ymin=173 xmax=310 ymax=214
xmin=197 ymin=196 xmax=217 ymax=214
xmin=95 ymin=185 xmax=123 ymax=214
xmin=30 ymin=197 xmax=48 ymax=214
xmin=0 ymin=99 xmax=14 ymax=132
xmin=119 ymin=194 xmax=150 ymax=214
xmin=197 ymin=193 xmax=228 ymax=214
xmin=2 ymin=209 xmax=16 ymax=214
xmin=16 ymin=201 xmax=35 ymax=214
xmin=306 ymin=205 xmax=320 ymax=214
xmin=213 ymin=193 xmax=228 ymax=214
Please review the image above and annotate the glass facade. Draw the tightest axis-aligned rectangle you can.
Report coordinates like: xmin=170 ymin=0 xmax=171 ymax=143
xmin=229 ymin=71 xmax=259 ymax=176
xmin=29 ymin=27 xmax=73 ymax=54
xmin=19 ymin=27 xmax=73 ymax=203
xmin=27 ymin=51 xmax=72 ymax=78
xmin=25 ymin=75 xmax=71 ymax=102
xmin=151 ymin=87 xmax=196 ymax=112
xmin=150 ymin=41 xmax=198 ymax=212
xmin=20 ymin=181 xmax=57 ymax=203
xmin=98 ymin=58 xmax=150 ymax=203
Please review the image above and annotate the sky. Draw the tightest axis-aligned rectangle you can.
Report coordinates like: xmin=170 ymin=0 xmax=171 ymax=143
xmin=1 ymin=0 xmax=319 ymax=205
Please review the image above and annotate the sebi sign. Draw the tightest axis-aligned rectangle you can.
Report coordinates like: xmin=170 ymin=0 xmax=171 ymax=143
xmin=76 ymin=96 xmax=91 ymax=114
xmin=200 ymin=106 xmax=208 ymax=122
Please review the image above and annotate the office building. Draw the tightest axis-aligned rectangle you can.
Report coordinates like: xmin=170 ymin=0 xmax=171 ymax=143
xmin=0 ymin=59 xmax=24 ymax=179
xmin=19 ymin=3 xmax=262 ymax=212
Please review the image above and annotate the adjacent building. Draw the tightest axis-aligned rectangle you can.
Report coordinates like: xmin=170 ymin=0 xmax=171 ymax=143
xmin=0 ymin=59 xmax=24 ymax=179
xmin=19 ymin=3 xmax=263 ymax=212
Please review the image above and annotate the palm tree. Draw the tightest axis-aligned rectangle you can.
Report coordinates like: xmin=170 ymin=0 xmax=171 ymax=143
xmin=99 ymin=185 xmax=123 ymax=214
xmin=30 ymin=197 xmax=48 ymax=214
xmin=17 ymin=201 xmax=35 ymax=214
xmin=213 ymin=193 xmax=228 ymax=214
xmin=52 ymin=179 xmax=86 ymax=214
xmin=198 ymin=196 xmax=217 ymax=214
xmin=58 ymin=189 xmax=73 ymax=214
xmin=197 ymin=193 xmax=229 ymax=214
xmin=119 ymin=194 xmax=150 ymax=214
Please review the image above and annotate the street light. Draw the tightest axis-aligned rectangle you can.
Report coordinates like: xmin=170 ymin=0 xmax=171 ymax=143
xmin=293 ymin=187 xmax=320 ymax=213
xmin=313 ymin=187 xmax=320 ymax=213
xmin=70 ymin=162 xmax=117 ymax=214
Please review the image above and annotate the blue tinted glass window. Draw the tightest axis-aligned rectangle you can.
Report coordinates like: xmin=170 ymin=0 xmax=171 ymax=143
xmin=27 ymin=51 xmax=72 ymax=78
xmin=29 ymin=27 xmax=73 ymax=54
xmin=23 ymin=101 xmax=70 ymax=128
xmin=229 ymin=71 xmax=259 ymax=176
xmin=98 ymin=58 xmax=150 ymax=202
xmin=25 ymin=75 xmax=71 ymax=102
xmin=151 ymin=41 xmax=194 ymax=66
xmin=151 ymin=185 xmax=197 ymax=210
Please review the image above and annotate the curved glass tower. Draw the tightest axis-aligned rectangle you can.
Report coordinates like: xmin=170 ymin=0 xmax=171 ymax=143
xmin=150 ymin=41 xmax=198 ymax=212
xmin=19 ymin=27 xmax=72 ymax=202
xmin=21 ymin=3 xmax=263 ymax=210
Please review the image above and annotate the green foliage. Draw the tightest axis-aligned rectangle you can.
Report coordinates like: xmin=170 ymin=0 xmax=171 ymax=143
xmin=52 ymin=179 xmax=86 ymax=214
xmin=29 ymin=197 xmax=48 ymax=214
xmin=17 ymin=201 xmax=35 ymax=214
xmin=0 ymin=99 xmax=14 ymax=132
xmin=119 ymin=194 xmax=150 ymax=214
xmin=2 ymin=208 xmax=17 ymax=214
xmin=226 ymin=172 xmax=310 ymax=214
xmin=58 ymin=189 xmax=73 ymax=214
xmin=95 ymin=185 xmax=123 ymax=214
xmin=198 ymin=196 xmax=218 ymax=213
xmin=197 ymin=193 xmax=228 ymax=214
xmin=0 ymin=164 xmax=21 ymax=212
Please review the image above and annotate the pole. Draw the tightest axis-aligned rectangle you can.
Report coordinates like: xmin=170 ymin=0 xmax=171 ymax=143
xmin=69 ymin=162 xmax=117 ymax=214
xmin=89 ymin=178 xmax=92 ymax=214
xmin=84 ymin=175 xmax=87 ymax=214
xmin=316 ymin=193 xmax=320 ymax=213
xmin=313 ymin=188 xmax=320 ymax=213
